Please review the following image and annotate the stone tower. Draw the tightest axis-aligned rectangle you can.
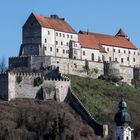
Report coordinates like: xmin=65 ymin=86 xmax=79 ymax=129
xmin=112 ymin=97 xmax=133 ymax=140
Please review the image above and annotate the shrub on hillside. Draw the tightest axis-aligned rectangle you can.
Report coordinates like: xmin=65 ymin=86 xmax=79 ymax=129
xmin=33 ymin=77 xmax=43 ymax=86
xmin=16 ymin=76 xmax=22 ymax=84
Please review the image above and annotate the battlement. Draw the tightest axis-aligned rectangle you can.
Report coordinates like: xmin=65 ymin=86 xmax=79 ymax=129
xmin=9 ymin=56 xmax=29 ymax=59
xmin=9 ymin=71 xmax=42 ymax=78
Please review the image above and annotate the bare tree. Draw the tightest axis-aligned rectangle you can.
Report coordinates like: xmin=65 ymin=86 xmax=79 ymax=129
xmin=0 ymin=56 xmax=7 ymax=73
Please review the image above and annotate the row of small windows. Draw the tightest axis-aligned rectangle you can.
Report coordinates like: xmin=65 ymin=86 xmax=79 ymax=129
xmin=107 ymin=48 xmax=138 ymax=55
xmin=44 ymin=39 xmax=69 ymax=46
xmin=56 ymin=32 xmax=73 ymax=39
xmin=44 ymin=47 xmax=69 ymax=54
xmin=83 ymin=51 xmax=136 ymax=63
xmin=56 ymin=41 xmax=69 ymax=46
xmin=45 ymin=31 xmax=73 ymax=39
xmin=110 ymin=57 xmax=136 ymax=63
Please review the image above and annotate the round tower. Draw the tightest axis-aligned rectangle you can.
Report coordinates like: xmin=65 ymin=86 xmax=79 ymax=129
xmin=112 ymin=97 xmax=133 ymax=140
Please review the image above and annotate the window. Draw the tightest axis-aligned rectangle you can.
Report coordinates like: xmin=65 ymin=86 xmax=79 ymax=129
xmin=50 ymin=47 xmax=52 ymax=51
xmin=127 ymin=57 xmax=129 ymax=61
xmin=63 ymin=34 xmax=65 ymax=37
xmin=91 ymin=53 xmax=94 ymax=61
xmin=74 ymin=63 xmax=77 ymax=68
xmin=113 ymin=49 xmax=115 ymax=52
xmin=66 ymin=42 xmax=69 ymax=46
xmin=133 ymin=58 xmax=135 ymax=62
xmin=129 ymin=51 xmax=131 ymax=54
xmin=44 ymin=47 xmax=47 ymax=50
xmin=107 ymin=48 xmax=109 ymax=51
xmin=83 ymin=51 xmax=85 ymax=56
xmin=102 ymin=55 xmax=105 ymax=61
xmin=61 ymin=42 xmax=63 ymax=46
xmin=63 ymin=49 xmax=65 ymax=54
xmin=121 ymin=58 xmax=124 ymax=63
xmin=48 ymin=31 xmax=50 ymax=35
xmin=115 ymin=58 xmax=117 ymax=62
xmin=126 ymin=136 xmax=129 ymax=140
xmin=45 ymin=38 xmax=47 ymax=43
xmin=109 ymin=57 xmax=111 ymax=62
xmin=56 ymin=48 xmax=59 ymax=53
xmin=67 ymin=34 xmax=69 ymax=38
xmin=118 ymin=49 xmax=120 ymax=53
xmin=56 ymin=41 xmax=58 ymax=45
xmin=134 ymin=52 xmax=135 ymax=55
xmin=124 ymin=50 xmax=126 ymax=54
xmin=56 ymin=32 xmax=58 ymax=36
xmin=71 ymin=35 xmax=73 ymax=39
xmin=59 ymin=33 xmax=61 ymax=37
xmin=74 ymin=50 xmax=77 ymax=55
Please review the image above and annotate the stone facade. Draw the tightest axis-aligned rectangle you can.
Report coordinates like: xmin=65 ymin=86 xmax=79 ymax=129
xmin=0 ymin=71 xmax=70 ymax=102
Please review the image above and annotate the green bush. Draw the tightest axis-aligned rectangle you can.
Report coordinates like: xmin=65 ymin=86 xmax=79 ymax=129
xmin=16 ymin=76 xmax=22 ymax=84
xmin=33 ymin=77 xmax=43 ymax=87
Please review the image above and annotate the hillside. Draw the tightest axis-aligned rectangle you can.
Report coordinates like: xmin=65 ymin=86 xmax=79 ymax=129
xmin=69 ymin=75 xmax=140 ymax=140
xmin=0 ymin=99 xmax=97 ymax=140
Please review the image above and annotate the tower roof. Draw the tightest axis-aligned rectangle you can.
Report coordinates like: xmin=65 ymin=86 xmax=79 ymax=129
xmin=115 ymin=28 xmax=128 ymax=37
xmin=114 ymin=97 xmax=131 ymax=127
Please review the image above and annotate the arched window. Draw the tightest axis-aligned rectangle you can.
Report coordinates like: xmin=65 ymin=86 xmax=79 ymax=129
xmin=91 ymin=53 xmax=94 ymax=61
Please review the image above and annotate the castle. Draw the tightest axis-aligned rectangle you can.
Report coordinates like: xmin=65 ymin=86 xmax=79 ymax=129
xmin=0 ymin=13 xmax=137 ymax=138
xmin=7 ymin=13 xmax=140 ymax=86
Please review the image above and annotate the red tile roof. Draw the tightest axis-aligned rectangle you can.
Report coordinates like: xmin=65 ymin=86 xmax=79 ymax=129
xmin=33 ymin=13 xmax=76 ymax=34
xmin=78 ymin=34 xmax=106 ymax=53
xmin=79 ymin=30 xmax=137 ymax=50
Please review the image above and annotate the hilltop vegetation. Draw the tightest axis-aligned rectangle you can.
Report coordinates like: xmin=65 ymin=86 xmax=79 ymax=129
xmin=69 ymin=75 xmax=140 ymax=139
xmin=0 ymin=99 xmax=97 ymax=140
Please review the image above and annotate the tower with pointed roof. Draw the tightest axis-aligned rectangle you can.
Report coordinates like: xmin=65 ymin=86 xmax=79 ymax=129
xmin=112 ymin=97 xmax=133 ymax=140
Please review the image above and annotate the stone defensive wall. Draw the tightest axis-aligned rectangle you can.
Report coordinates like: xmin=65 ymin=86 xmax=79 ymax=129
xmin=0 ymin=71 xmax=70 ymax=102
xmin=66 ymin=87 xmax=108 ymax=137
xmin=9 ymin=56 xmax=31 ymax=69
xmin=120 ymin=65 xmax=134 ymax=85
xmin=8 ymin=55 xmax=137 ymax=85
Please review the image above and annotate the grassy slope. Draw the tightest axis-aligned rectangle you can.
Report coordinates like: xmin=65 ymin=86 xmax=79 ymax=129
xmin=69 ymin=75 xmax=140 ymax=139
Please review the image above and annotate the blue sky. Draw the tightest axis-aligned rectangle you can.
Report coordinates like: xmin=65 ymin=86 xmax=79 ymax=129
xmin=0 ymin=0 xmax=140 ymax=64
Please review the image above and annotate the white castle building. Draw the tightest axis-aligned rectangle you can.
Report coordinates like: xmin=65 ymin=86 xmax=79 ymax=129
xmin=20 ymin=13 xmax=140 ymax=67
xmin=8 ymin=13 xmax=140 ymax=86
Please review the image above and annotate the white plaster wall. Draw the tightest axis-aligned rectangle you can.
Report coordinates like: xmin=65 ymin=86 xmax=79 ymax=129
xmin=102 ymin=45 xmax=140 ymax=67
xmin=41 ymin=27 xmax=80 ymax=59
xmin=42 ymin=27 xmax=56 ymax=56
xmin=81 ymin=48 xmax=103 ymax=62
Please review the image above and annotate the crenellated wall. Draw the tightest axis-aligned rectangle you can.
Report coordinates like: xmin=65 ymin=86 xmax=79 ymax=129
xmin=9 ymin=56 xmax=31 ymax=69
xmin=8 ymin=55 xmax=140 ymax=86
xmin=0 ymin=71 xmax=70 ymax=102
